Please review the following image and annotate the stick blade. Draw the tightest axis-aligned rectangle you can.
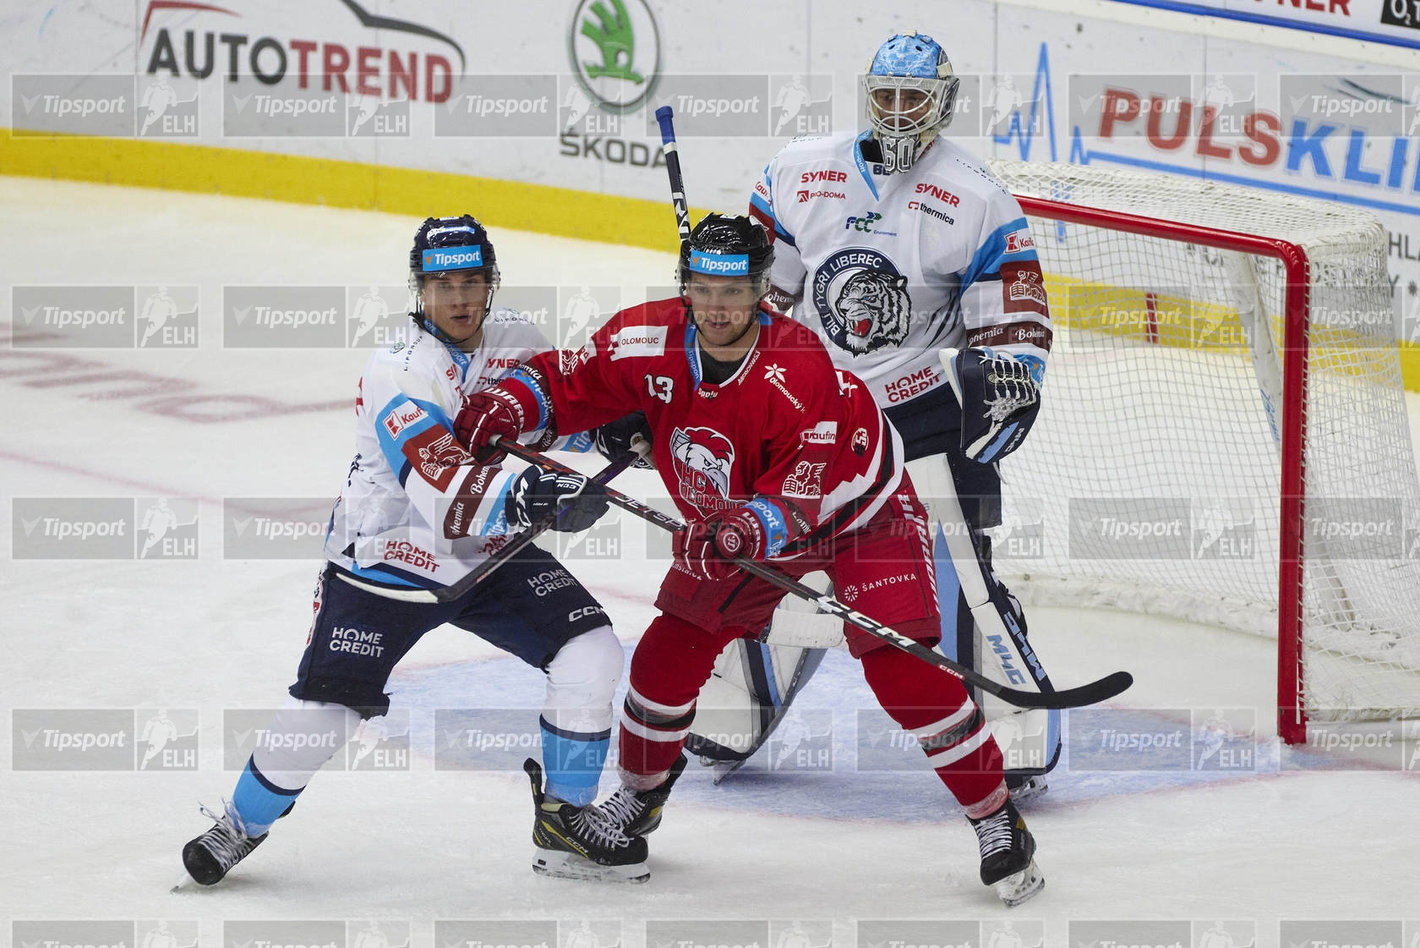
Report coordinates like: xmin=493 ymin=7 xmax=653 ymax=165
xmin=995 ymin=670 xmax=1134 ymax=710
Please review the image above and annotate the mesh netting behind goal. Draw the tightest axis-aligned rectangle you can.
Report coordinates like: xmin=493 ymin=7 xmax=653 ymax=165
xmin=985 ymin=159 xmax=1420 ymax=735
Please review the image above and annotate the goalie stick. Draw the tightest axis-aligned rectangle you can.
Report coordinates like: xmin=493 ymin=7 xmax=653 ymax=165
xmin=337 ymin=440 xmax=647 ymax=605
xmin=501 ymin=440 xmax=1134 ymax=710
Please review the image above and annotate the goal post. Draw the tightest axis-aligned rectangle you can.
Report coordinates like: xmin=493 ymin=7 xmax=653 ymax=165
xmin=985 ymin=159 xmax=1419 ymax=744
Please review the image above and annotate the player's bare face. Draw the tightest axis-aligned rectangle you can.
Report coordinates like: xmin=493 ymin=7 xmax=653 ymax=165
xmin=425 ymin=270 xmax=491 ymax=348
xmin=871 ymin=87 xmax=931 ymax=132
xmin=686 ymin=274 xmax=761 ymax=361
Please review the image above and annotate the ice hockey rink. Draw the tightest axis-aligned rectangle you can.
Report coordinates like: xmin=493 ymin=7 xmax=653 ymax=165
xmin=2 ymin=176 xmax=1419 ymax=944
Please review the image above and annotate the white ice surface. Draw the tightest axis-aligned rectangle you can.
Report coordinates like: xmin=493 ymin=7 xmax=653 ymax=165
xmin=1 ymin=178 xmax=1418 ymax=942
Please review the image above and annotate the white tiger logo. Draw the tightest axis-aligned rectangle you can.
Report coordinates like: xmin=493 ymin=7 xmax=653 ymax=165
xmin=834 ymin=270 xmax=911 ymax=355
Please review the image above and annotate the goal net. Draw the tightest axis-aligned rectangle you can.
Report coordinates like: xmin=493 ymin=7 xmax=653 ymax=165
xmin=985 ymin=159 xmax=1420 ymax=743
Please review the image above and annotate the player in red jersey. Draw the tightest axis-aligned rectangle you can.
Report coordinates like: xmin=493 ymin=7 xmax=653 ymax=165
xmin=455 ymin=213 xmax=1043 ymax=906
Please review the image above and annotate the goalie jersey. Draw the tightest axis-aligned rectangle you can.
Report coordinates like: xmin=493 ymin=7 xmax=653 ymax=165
xmin=749 ymin=132 xmax=1052 ymax=456
xmin=323 ymin=311 xmax=584 ymax=590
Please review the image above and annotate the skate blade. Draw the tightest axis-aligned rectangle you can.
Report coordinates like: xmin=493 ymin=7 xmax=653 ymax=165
xmin=170 ymin=871 xmax=197 ymax=893
xmin=995 ymin=859 xmax=1044 ymax=907
xmin=532 ymin=850 xmax=649 ymax=884
xmin=1007 ymin=776 xmax=1049 ymax=806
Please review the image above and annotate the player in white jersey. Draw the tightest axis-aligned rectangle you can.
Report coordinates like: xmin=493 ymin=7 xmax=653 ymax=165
xmin=179 ymin=216 xmax=649 ymax=888
xmin=747 ymin=32 xmax=1061 ymax=795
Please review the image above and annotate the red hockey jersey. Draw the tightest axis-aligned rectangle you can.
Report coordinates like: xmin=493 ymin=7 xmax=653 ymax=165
xmin=517 ymin=297 xmax=905 ymax=559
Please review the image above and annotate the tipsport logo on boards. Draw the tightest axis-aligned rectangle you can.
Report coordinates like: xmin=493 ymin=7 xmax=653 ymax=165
xmin=645 ymin=920 xmax=770 ymax=948
xmin=11 ymin=75 xmax=135 ymax=137
xmin=222 ymin=498 xmax=330 ymax=559
xmin=691 ymin=707 xmax=835 ymax=776
xmin=12 ymin=709 xmax=198 ymax=771
xmin=1280 ymin=921 xmax=1409 ymax=948
xmin=1065 ymin=497 xmax=1191 ymax=561
xmin=221 ymin=709 xmax=410 ymax=772
xmin=222 ymin=76 xmax=346 ymax=137
xmin=223 ymin=286 xmax=344 ymax=348
xmin=859 ymin=919 xmax=1045 ymax=948
xmin=1070 ymin=921 xmax=1262 ymax=948
xmin=12 ymin=498 xmax=199 ymax=560
xmin=1281 ymin=719 xmax=1420 ymax=772
xmin=435 ymin=919 xmax=558 ymax=948
xmin=434 ymin=75 xmax=556 ymax=137
xmin=224 ymin=920 xmax=348 ymax=948
xmin=11 ymin=286 xmax=199 ymax=349
xmin=431 ymin=709 xmax=543 ymax=772
xmin=13 ymin=921 xmax=205 ymax=948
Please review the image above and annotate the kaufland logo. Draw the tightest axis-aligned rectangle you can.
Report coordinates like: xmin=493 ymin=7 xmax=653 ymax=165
xmin=688 ymin=251 xmax=750 ymax=275
xmin=423 ymin=246 xmax=483 ymax=271
xmin=139 ymin=0 xmax=466 ymax=102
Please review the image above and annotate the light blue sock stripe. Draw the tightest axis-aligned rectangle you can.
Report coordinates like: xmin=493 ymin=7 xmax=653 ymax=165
xmin=231 ymin=757 xmax=301 ymax=835
xmin=540 ymin=721 xmax=609 ymax=807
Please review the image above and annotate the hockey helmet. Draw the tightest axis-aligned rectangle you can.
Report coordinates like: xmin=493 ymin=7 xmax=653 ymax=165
xmin=676 ymin=213 xmax=774 ymax=297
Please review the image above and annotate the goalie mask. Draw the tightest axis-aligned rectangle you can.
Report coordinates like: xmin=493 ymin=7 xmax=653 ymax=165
xmin=409 ymin=215 xmax=501 ymax=342
xmin=863 ymin=32 xmax=960 ymax=174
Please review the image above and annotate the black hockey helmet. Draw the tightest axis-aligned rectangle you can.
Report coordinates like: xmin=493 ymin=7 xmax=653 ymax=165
xmin=676 ymin=213 xmax=774 ymax=297
xmin=409 ymin=214 xmax=500 ymax=321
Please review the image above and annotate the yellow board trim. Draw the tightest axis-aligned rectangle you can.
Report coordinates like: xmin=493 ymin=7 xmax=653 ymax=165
xmin=0 ymin=129 xmax=703 ymax=255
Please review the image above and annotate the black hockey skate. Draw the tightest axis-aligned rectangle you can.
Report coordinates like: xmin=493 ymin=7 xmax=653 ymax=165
xmin=180 ymin=803 xmax=268 ymax=886
xmin=524 ymin=759 xmax=649 ymax=884
xmin=599 ymin=752 xmax=687 ymax=836
xmin=969 ymin=798 xmax=1045 ymax=907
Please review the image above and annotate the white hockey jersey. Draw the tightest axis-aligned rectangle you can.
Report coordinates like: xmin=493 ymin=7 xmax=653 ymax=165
xmin=323 ymin=311 xmax=589 ymax=591
xmin=749 ymin=131 xmax=1052 ymax=411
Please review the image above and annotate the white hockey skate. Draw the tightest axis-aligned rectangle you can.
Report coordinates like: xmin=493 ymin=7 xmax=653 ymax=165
xmin=524 ymin=759 xmax=649 ymax=884
xmin=969 ymin=798 xmax=1045 ymax=907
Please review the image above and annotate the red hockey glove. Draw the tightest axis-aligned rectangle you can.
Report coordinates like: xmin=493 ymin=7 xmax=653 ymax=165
xmin=673 ymin=507 xmax=766 ymax=583
xmin=454 ymin=386 xmax=527 ymax=464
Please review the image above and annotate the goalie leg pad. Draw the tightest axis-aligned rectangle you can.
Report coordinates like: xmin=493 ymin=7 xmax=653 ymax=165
xmin=761 ymin=570 xmax=845 ymax=648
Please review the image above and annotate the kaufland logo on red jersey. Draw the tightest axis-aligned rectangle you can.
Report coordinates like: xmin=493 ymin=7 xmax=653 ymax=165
xmin=669 ymin=426 xmax=736 ymax=515
xmin=138 ymin=0 xmax=465 ymax=102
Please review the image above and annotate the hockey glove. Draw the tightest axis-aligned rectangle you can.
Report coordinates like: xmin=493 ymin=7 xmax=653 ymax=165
xmin=594 ymin=411 xmax=655 ymax=470
xmin=455 ymin=387 xmax=527 ymax=464
xmin=673 ymin=507 xmax=767 ymax=583
xmin=941 ymin=347 xmax=1042 ymax=464
xmin=506 ymin=467 xmax=610 ymax=533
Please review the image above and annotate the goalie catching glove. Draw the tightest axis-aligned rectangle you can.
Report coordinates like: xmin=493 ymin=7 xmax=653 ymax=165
xmin=941 ymin=347 xmax=1042 ymax=464
xmin=674 ymin=505 xmax=769 ymax=582
xmin=506 ymin=467 xmax=610 ymax=533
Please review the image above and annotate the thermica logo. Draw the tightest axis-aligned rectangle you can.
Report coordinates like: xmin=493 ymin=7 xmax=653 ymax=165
xmin=688 ymin=251 xmax=750 ymax=276
xmin=423 ymin=246 xmax=483 ymax=271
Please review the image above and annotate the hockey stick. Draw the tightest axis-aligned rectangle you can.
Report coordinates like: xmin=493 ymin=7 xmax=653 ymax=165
xmin=337 ymin=441 xmax=647 ymax=605
xmin=499 ymin=441 xmax=1134 ymax=710
xmin=654 ymin=105 xmax=692 ymax=248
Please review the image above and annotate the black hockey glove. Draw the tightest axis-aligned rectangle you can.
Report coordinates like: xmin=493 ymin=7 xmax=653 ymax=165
xmin=594 ymin=411 xmax=655 ymax=469
xmin=506 ymin=467 xmax=610 ymax=533
xmin=941 ymin=347 xmax=1042 ymax=464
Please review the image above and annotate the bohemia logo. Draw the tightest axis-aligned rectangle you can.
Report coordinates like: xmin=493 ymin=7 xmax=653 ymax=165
xmin=669 ymin=426 xmax=735 ymax=514
xmin=139 ymin=0 xmax=466 ymax=102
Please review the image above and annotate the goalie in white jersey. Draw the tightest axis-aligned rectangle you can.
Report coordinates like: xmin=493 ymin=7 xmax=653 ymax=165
xmin=745 ymin=32 xmax=1061 ymax=794
xmin=179 ymin=216 xmax=649 ymax=889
